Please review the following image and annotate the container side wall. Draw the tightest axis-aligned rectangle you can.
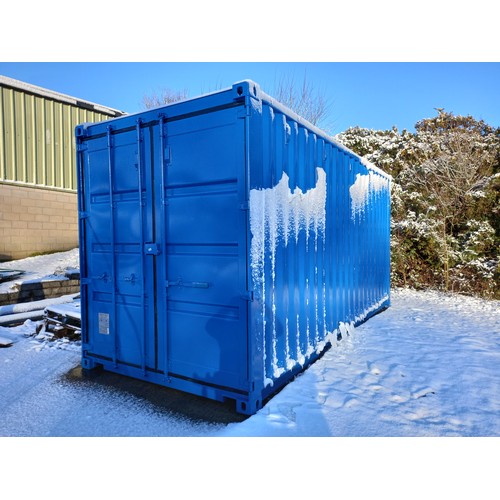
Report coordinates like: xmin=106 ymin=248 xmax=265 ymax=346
xmin=248 ymin=99 xmax=391 ymax=391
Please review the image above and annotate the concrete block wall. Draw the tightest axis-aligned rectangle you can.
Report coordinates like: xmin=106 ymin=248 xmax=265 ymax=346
xmin=0 ymin=278 xmax=81 ymax=306
xmin=0 ymin=183 xmax=79 ymax=261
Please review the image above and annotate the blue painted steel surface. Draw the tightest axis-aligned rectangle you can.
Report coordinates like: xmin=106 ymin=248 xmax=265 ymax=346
xmin=76 ymin=81 xmax=391 ymax=415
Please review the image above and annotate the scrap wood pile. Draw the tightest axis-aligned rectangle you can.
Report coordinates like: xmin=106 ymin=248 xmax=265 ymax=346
xmin=0 ymin=294 xmax=80 ymax=327
xmin=37 ymin=299 xmax=81 ymax=340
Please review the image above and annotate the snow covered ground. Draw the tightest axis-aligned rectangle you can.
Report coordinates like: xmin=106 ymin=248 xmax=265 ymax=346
xmin=1 ymin=250 xmax=498 ymax=497
xmin=1 ymin=287 xmax=498 ymax=438
xmin=0 ymin=248 xmax=79 ymax=294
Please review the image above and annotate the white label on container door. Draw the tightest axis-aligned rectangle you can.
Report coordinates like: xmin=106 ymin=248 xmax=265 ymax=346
xmin=98 ymin=313 xmax=110 ymax=335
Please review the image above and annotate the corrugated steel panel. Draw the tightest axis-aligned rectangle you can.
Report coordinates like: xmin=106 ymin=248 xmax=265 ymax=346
xmin=77 ymin=80 xmax=391 ymax=415
xmin=0 ymin=76 xmax=124 ymax=191
xmin=248 ymin=93 xmax=391 ymax=397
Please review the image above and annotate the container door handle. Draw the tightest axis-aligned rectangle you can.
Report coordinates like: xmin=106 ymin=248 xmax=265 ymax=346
xmin=185 ymin=281 xmax=209 ymax=288
xmin=92 ymin=272 xmax=110 ymax=282
xmin=166 ymin=279 xmax=209 ymax=289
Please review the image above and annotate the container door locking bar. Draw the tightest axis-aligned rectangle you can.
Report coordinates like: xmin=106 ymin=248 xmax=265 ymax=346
xmin=166 ymin=279 xmax=209 ymax=289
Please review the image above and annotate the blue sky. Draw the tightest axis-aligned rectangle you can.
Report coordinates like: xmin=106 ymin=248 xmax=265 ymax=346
xmin=1 ymin=62 xmax=498 ymax=134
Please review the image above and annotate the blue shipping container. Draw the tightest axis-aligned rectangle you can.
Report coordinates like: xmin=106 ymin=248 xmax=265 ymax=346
xmin=76 ymin=80 xmax=391 ymax=415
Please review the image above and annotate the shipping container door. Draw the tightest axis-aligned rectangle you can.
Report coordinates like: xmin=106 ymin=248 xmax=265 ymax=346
xmin=156 ymin=107 xmax=249 ymax=391
xmin=82 ymin=124 xmax=156 ymax=371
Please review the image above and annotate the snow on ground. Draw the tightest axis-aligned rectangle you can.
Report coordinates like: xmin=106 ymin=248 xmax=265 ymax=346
xmin=1 ymin=256 xmax=498 ymax=496
xmin=0 ymin=248 xmax=79 ymax=293
xmin=219 ymin=288 xmax=500 ymax=437
xmin=0 ymin=288 xmax=498 ymax=438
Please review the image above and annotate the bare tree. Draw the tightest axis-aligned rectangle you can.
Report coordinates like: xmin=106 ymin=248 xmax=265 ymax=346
xmin=141 ymin=74 xmax=332 ymax=130
xmin=142 ymin=87 xmax=189 ymax=109
xmin=272 ymin=72 xmax=331 ymax=129
xmin=401 ymin=126 xmax=497 ymax=290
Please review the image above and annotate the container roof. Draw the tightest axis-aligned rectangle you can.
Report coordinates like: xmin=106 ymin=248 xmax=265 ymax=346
xmin=0 ymin=75 xmax=126 ymax=117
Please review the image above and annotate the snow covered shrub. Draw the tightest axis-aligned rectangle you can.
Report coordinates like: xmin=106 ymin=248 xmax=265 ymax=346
xmin=450 ymin=258 xmax=500 ymax=299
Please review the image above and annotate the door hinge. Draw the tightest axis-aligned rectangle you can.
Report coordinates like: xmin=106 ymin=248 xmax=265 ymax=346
xmin=242 ymin=291 xmax=254 ymax=301
xmin=164 ymin=145 xmax=172 ymax=164
xmin=237 ymin=106 xmax=251 ymax=119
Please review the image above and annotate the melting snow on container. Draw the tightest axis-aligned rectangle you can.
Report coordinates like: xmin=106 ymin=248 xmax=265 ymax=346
xmin=250 ymin=168 xmax=329 ymax=385
xmin=249 ymin=152 xmax=391 ymax=389
xmin=349 ymin=170 xmax=390 ymax=221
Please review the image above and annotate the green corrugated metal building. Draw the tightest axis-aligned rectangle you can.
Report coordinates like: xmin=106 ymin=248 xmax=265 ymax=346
xmin=0 ymin=75 xmax=125 ymax=260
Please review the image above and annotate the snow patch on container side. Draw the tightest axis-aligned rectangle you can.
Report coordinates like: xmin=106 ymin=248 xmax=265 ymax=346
xmin=250 ymin=167 xmax=327 ymax=385
xmin=250 ymin=167 xmax=327 ymax=286
xmin=349 ymin=170 xmax=390 ymax=221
